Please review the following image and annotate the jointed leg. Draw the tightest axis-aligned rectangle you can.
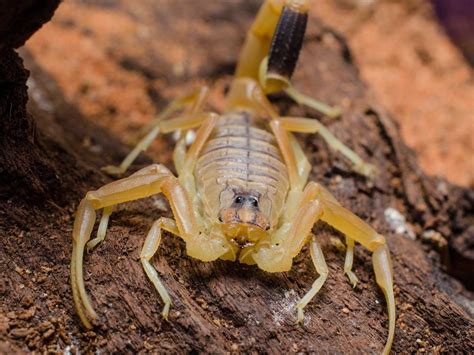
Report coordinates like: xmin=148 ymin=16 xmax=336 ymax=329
xmin=277 ymin=116 xmax=377 ymax=178
xmin=253 ymin=186 xmax=323 ymax=272
xmin=257 ymin=55 xmax=342 ymax=118
xmin=344 ymin=236 xmax=358 ymax=287
xmin=296 ymin=235 xmax=328 ymax=322
xmin=177 ymin=113 xmax=219 ymax=210
xmin=86 ymin=206 xmax=113 ymax=252
xmin=101 ymin=126 xmax=162 ymax=176
xmin=288 ymin=132 xmax=311 ymax=186
xmin=252 ymin=185 xmax=328 ymax=323
xmin=71 ymin=202 xmax=97 ymax=329
xmin=307 ymin=182 xmax=395 ymax=355
xmin=255 ymin=179 xmax=394 ymax=353
xmin=373 ymin=245 xmax=395 ymax=355
xmin=102 ymin=86 xmax=209 ymax=176
xmin=102 ymin=111 xmax=214 ymax=176
xmin=270 ymin=119 xmax=304 ymax=191
xmin=71 ymin=164 xmax=202 ymax=329
xmin=182 ymin=114 xmax=219 ymax=171
xmin=140 ymin=217 xmax=179 ymax=320
xmin=138 ymin=86 xmax=209 ymax=137
xmin=172 ymin=132 xmax=188 ymax=176
xmin=285 ymin=85 xmax=341 ymax=119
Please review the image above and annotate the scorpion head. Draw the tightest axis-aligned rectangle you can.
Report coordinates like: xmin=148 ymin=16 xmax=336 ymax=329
xmin=218 ymin=189 xmax=272 ymax=242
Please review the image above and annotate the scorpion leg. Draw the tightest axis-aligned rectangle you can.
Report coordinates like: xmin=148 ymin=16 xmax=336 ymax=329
xmin=101 ymin=111 xmax=214 ymax=177
xmin=258 ymin=56 xmax=342 ymax=118
xmin=139 ymin=86 xmax=209 ymax=137
xmin=296 ymin=235 xmax=328 ymax=323
xmin=309 ymin=182 xmax=395 ymax=355
xmin=253 ymin=185 xmax=328 ymax=319
xmin=255 ymin=180 xmax=394 ymax=354
xmin=344 ymin=236 xmax=359 ymax=287
xmin=85 ymin=206 xmax=113 ymax=252
xmin=71 ymin=164 xmax=206 ymax=328
xmin=271 ymin=120 xmax=300 ymax=189
xmin=87 ymin=164 xmax=183 ymax=253
xmin=176 ymin=113 xmax=219 ymax=210
xmin=140 ymin=217 xmax=179 ymax=320
xmin=253 ymin=185 xmax=323 ymax=272
xmin=172 ymin=133 xmax=188 ymax=176
xmin=277 ymin=116 xmax=377 ymax=178
xmin=102 ymin=86 xmax=209 ymax=176
xmin=284 ymin=85 xmax=341 ymax=119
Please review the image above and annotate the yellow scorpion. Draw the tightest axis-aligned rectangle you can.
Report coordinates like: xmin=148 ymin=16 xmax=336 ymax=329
xmin=71 ymin=1 xmax=395 ymax=353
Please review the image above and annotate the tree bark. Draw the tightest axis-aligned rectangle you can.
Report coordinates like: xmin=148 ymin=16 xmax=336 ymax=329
xmin=1 ymin=1 xmax=472 ymax=353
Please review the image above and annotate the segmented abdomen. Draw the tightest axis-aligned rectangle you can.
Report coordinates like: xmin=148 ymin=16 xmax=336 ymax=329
xmin=195 ymin=110 xmax=289 ymax=223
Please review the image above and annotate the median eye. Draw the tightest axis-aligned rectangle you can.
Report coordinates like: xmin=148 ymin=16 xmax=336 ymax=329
xmin=248 ymin=197 xmax=259 ymax=208
xmin=234 ymin=196 xmax=244 ymax=204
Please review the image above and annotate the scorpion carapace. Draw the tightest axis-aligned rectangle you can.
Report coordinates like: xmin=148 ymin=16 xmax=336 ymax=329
xmin=71 ymin=1 xmax=395 ymax=354
xmin=197 ymin=110 xmax=289 ymax=229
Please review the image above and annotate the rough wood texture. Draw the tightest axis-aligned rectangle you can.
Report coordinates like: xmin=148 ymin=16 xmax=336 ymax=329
xmin=1 ymin=1 xmax=473 ymax=353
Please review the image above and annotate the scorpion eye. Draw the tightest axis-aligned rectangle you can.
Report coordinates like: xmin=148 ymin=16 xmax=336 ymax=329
xmin=234 ymin=196 xmax=244 ymax=204
xmin=248 ymin=197 xmax=259 ymax=208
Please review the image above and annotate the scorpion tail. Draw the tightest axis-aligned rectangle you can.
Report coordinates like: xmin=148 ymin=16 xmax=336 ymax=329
xmin=235 ymin=0 xmax=308 ymax=93
xmin=234 ymin=1 xmax=340 ymax=117
xmin=263 ymin=1 xmax=308 ymax=93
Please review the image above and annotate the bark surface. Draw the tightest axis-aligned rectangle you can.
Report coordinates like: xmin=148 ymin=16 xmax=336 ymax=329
xmin=1 ymin=1 xmax=473 ymax=353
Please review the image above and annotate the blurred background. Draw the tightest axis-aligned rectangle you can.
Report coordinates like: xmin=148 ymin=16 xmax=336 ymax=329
xmin=24 ymin=0 xmax=473 ymax=187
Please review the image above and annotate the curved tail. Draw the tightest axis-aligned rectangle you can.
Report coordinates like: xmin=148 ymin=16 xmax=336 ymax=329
xmin=234 ymin=0 xmax=308 ymax=93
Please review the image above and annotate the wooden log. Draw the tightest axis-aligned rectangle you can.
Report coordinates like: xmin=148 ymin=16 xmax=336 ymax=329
xmin=1 ymin=1 xmax=472 ymax=353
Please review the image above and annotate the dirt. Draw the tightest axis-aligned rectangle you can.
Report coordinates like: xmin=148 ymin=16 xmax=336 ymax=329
xmin=1 ymin=0 xmax=473 ymax=353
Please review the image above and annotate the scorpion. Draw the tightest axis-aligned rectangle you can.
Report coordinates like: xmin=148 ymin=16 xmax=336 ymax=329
xmin=71 ymin=0 xmax=395 ymax=353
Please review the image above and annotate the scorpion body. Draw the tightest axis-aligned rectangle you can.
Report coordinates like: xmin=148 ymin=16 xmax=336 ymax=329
xmin=71 ymin=1 xmax=396 ymax=353
xmin=196 ymin=109 xmax=289 ymax=241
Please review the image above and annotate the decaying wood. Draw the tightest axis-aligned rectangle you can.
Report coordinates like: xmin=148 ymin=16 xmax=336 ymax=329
xmin=0 ymin=1 xmax=472 ymax=353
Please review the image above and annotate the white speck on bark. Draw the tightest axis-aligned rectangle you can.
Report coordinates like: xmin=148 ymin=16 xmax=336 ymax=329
xmin=271 ymin=289 xmax=307 ymax=326
xmin=384 ymin=207 xmax=416 ymax=240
